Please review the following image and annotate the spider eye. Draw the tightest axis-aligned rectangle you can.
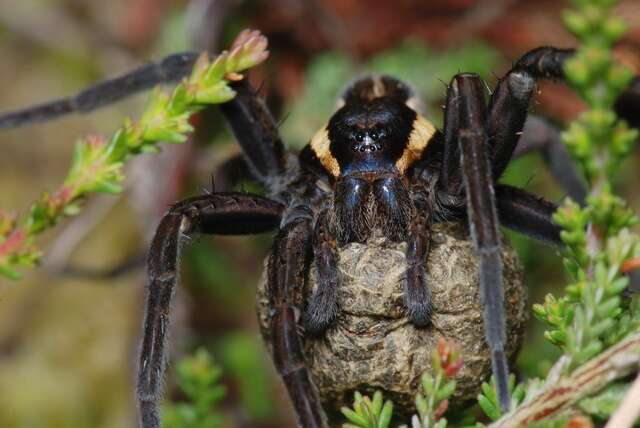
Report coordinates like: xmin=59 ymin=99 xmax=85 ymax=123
xmin=354 ymin=132 xmax=365 ymax=142
xmin=369 ymin=131 xmax=378 ymax=141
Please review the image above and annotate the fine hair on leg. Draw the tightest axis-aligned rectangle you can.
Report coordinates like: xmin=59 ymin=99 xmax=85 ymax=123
xmin=137 ymin=193 xmax=283 ymax=428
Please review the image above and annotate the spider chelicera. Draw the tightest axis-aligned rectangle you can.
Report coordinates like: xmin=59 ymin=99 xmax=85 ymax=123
xmin=1 ymin=35 xmax=639 ymax=428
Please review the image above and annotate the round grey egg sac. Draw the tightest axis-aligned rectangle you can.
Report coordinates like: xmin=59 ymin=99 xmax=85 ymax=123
xmin=256 ymin=222 xmax=527 ymax=419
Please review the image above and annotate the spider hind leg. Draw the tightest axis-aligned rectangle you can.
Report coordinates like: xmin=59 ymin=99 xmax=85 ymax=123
xmin=137 ymin=193 xmax=283 ymax=428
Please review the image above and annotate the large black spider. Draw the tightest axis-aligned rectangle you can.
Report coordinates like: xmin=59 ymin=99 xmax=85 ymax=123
xmin=1 ymin=40 xmax=639 ymax=428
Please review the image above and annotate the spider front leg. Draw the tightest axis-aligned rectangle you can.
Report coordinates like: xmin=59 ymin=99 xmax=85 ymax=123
xmin=446 ymin=73 xmax=511 ymax=410
xmin=487 ymin=47 xmax=640 ymax=181
xmin=220 ymin=78 xmax=287 ymax=181
xmin=137 ymin=192 xmax=283 ymax=428
xmin=0 ymin=52 xmax=199 ymax=129
xmin=268 ymin=207 xmax=328 ymax=428
xmin=442 ymin=47 xmax=638 ymax=204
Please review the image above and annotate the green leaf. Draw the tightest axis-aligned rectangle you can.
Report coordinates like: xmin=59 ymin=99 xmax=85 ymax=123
xmin=435 ymin=380 xmax=456 ymax=402
xmin=477 ymin=394 xmax=501 ymax=421
xmin=378 ymin=401 xmax=393 ymax=428
xmin=193 ymin=83 xmax=236 ymax=104
xmin=341 ymin=407 xmax=368 ymax=426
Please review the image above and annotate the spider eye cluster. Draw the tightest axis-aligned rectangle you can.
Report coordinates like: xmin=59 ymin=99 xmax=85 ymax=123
xmin=353 ymin=129 xmax=386 ymax=142
xmin=351 ymin=128 xmax=387 ymax=152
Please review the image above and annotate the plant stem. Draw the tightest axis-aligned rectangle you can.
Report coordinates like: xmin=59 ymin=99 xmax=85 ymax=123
xmin=489 ymin=331 xmax=640 ymax=428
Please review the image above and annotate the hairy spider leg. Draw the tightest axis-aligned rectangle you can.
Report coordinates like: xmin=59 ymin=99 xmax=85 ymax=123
xmin=219 ymin=78 xmax=287 ymax=181
xmin=302 ymin=209 xmax=340 ymax=335
xmin=439 ymin=48 xmax=640 ymax=410
xmin=447 ymin=73 xmax=511 ymax=411
xmin=614 ymin=77 xmax=640 ymax=129
xmin=438 ymin=78 xmax=463 ymax=195
xmin=215 ymin=79 xmax=332 ymax=414
xmin=138 ymin=193 xmax=284 ymax=428
xmin=439 ymin=48 xmax=638 ymax=205
xmin=495 ymin=184 xmax=562 ymax=245
xmin=486 ymin=47 xmax=637 ymax=199
xmin=513 ymin=115 xmax=587 ymax=204
xmin=487 ymin=47 xmax=639 ymax=294
xmin=0 ymin=52 xmax=199 ymax=129
xmin=0 ymin=54 xmax=287 ymax=186
xmin=488 ymin=47 xmax=574 ymax=179
xmin=404 ymin=185 xmax=434 ymax=326
xmin=268 ymin=207 xmax=328 ymax=428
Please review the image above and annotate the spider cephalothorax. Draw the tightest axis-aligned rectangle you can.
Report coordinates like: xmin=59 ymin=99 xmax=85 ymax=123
xmin=304 ymin=77 xmax=438 ymax=249
xmin=1 ymin=37 xmax=639 ymax=428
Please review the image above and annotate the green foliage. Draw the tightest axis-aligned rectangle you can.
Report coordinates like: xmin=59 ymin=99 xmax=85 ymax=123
xmin=217 ymin=333 xmax=277 ymax=422
xmin=162 ymin=349 xmax=226 ymax=428
xmin=476 ymin=375 xmax=526 ymax=422
xmin=532 ymin=0 xmax=640 ymax=371
xmin=0 ymin=29 xmax=269 ymax=279
xmin=341 ymin=391 xmax=394 ymax=428
xmin=410 ymin=340 xmax=463 ymax=428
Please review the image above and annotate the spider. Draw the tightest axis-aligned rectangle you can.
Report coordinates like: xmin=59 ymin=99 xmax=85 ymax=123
xmin=1 ymin=37 xmax=639 ymax=428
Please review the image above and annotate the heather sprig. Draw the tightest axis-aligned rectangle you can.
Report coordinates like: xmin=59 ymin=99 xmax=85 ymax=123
xmin=409 ymin=339 xmax=463 ymax=428
xmin=341 ymin=391 xmax=394 ymax=428
xmin=477 ymin=375 xmax=526 ymax=423
xmin=162 ymin=349 xmax=226 ymax=428
xmin=0 ymin=29 xmax=269 ymax=279
xmin=532 ymin=0 xmax=640 ymax=369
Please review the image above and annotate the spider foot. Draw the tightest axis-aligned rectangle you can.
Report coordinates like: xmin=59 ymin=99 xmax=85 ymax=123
xmin=404 ymin=284 xmax=432 ymax=327
xmin=303 ymin=288 xmax=339 ymax=335
xmin=404 ymin=262 xmax=433 ymax=327
xmin=492 ymin=348 xmax=511 ymax=412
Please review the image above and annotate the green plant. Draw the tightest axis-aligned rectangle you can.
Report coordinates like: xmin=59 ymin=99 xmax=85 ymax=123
xmin=532 ymin=0 xmax=640 ymax=368
xmin=488 ymin=0 xmax=640 ymax=424
xmin=162 ymin=349 xmax=226 ymax=428
xmin=341 ymin=391 xmax=394 ymax=428
xmin=0 ymin=29 xmax=269 ymax=279
xmin=410 ymin=339 xmax=463 ymax=428
xmin=477 ymin=375 xmax=526 ymax=423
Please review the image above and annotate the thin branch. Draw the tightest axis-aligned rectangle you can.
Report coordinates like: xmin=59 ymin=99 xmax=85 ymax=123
xmin=489 ymin=331 xmax=640 ymax=428
xmin=0 ymin=29 xmax=269 ymax=279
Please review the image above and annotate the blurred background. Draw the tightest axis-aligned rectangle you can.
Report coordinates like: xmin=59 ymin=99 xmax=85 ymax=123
xmin=0 ymin=0 xmax=638 ymax=427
